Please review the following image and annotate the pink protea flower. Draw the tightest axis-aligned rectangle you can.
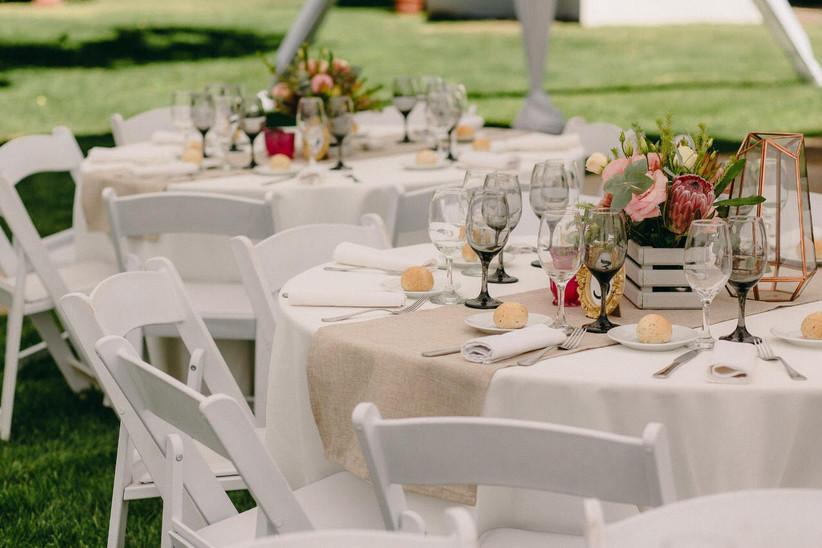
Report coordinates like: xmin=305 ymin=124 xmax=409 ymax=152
xmin=666 ymin=174 xmax=715 ymax=234
xmin=310 ymin=73 xmax=334 ymax=94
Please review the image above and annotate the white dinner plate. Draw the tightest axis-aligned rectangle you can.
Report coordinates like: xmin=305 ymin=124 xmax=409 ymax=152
xmin=403 ymin=162 xmax=449 ymax=171
xmin=464 ymin=312 xmax=551 ymax=334
xmin=607 ymin=324 xmax=698 ymax=351
xmin=379 ymin=277 xmax=457 ymax=299
xmin=770 ymin=326 xmax=822 ymax=348
xmin=253 ymin=165 xmax=298 ymax=178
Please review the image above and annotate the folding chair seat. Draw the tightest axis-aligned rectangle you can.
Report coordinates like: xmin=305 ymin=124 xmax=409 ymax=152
xmin=353 ymin=402 xmax=677 ymax=547
xmin=230 ymin=213 xmax=390 ymax=418
xmin=389 ymin=184 xmax=458 ymax=247
xmin=93 ymin=336 xmax=460 ymax=548
xmin=110 ymin=107 xmax=175 ymax=146
xmin=0 ymin=126 xmax=119 ymax=440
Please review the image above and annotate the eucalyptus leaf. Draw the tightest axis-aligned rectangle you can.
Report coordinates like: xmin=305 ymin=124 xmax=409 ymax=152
xmin=609 ymin=190 xmax=633 ymax=213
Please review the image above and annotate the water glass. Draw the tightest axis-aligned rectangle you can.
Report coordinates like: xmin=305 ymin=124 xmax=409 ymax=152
xmin=538 ymin=209 xmax=584 ymax=334
xmin=530 ymin=160 xmax=571 ymax=267
xmin=296 ymin=97 xmax=327 ymax=168
xmin=428 ymin=189 xmax=468 ymax=305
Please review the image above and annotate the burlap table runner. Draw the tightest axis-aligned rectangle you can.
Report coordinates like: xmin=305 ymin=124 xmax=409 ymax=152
xmin=307 ymin=274 xmax=822 ymax=504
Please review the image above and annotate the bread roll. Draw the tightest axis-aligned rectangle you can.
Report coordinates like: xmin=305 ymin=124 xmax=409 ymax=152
xmin=472 ymin=136 xmax=491 ymax=151
xmin=801 ymin=311 xmax=822 ymax=339
xmin=636 ymin=314 xmax=672 ymax=344
xmin=269 ymin=153 xmax=292 ymax=170
xmin=401 ymin=266 xmax=434 ymax=292
xmin=415 ymin=149 xmax=438 ymax=166
xmin=493 ymin=302 xmax=529 ymax=329
xmin=461 ymin=243 xmax=478 ymax=262
xmin=456 ymin=125 xmax=475 ymax=139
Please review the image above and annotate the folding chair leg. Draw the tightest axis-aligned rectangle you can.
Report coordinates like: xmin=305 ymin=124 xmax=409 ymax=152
xmin=108 ymin=424 xmax=133 ymax=548
xmin=253 ymin=335 xmax=269 ymax=426
xmin=0 ymin=299 xmax=25 ymax=441
xmin=29 ymin=311 xmax=91 ymax=393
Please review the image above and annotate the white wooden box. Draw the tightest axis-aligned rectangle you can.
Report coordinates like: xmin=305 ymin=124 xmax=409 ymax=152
xmin=624 ymin=241 xmax=701 ymax=309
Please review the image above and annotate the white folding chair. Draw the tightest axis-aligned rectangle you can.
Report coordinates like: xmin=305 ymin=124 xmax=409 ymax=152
xmin=353 ymin=402 xmax=677 ymax=546
xmin=562 ymin=116 xmax=623 ymax=158
xmin=233 ymin=507 xmax=477 ymax=548
xmin=60 ymin=257 xmax=255 ymax=548
xmin=94 ymin=336 xmax=456 ymax=548
xmin=390 ymin=184 xmax=458 ymax=247
xmin=584 ymin=488 xmax=822 ymax=548
xmin=0 ymin=127 xmax=119 ymax=440
xmin=230 ymin=213 xmax=389 ymax=419
xmin=103 ymin=188 xmax=277 ymax=415
xmin=110 ymin=107 xmax=175 ymax=146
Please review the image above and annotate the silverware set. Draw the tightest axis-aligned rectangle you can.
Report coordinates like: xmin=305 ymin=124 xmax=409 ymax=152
xmin=517 ymin=326 xmax=587 ymax=366
xmin=321 ymin=296 xmax=428 ymax=323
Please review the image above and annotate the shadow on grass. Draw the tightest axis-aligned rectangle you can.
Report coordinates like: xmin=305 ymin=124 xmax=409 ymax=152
xmin=0 ymin=26 xmax=283 ymax=70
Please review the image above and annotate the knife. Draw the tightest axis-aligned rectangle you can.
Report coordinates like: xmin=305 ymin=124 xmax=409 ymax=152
xmin=421 ymin=347 xmax=462 ymax=357
xmin=652 ymin=349 xmax=701 ymax=379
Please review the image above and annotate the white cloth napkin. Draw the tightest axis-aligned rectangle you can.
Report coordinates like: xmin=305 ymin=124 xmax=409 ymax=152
xmin=332 ymin=242 xmax=437 ymax=272
xmin=458 ymin=151 xmax=521 ymax=171
xmin=706 ymin=340 xmax=757 ymax=384
xmin=87 ymin=143 xmax=176 ymax=165
xmin=462 ymin=324 xmax=567 ymax=364
xmin=127 ymin=162 xmax=199 ymax=177
xmin=493 ymin=132 xmax=582 ymax=153
xmin=287 ymin=288 xmax=406 ymax=308
xmin=150 ymin=130 xmax=186 ymax=146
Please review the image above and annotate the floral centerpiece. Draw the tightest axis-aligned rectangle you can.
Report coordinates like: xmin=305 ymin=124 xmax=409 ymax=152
xmin=585 ymin=116 xmax=763 ymax=248
xmin=262 ymin=43 xmax=382 ymax=122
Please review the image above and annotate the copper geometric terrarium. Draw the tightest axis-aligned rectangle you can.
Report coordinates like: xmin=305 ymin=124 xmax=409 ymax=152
xmin=727 ymin=132 xmax=816 ymax=301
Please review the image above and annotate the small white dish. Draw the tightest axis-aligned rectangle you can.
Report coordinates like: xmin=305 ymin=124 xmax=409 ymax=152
xmin=607 ymin=324 xmax=697 ymax=351
xmin=253 ymin=165 xmax=298 ymax=177
xmin=770 ymin=326 xmax=822 ymax=348
xmin=380 ymin=278 xmax=457 ymax=299
xmin=403 ymin=161 xmax=449 ymax=171
xmin=464 ymin=312 xmax=551 ymax=334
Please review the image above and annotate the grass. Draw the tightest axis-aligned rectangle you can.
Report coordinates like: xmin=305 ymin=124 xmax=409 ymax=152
xmin=2 ymin=0 xmax=822 ymax=544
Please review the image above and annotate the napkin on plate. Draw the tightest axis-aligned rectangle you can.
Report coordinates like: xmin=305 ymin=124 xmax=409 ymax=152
xmin=462 ymin=324 xmax=567 ymax=364
xmin=286 ymin=288 xmax=406 ymax=308
xmin=87 ymin=143 xmax=176 ymax=165
xmin=332 ymin=242 xmax=437 ymax=273
xmin=493 ymin=132 xmax=582 ymax=153
xmin=458 ymin=151 xmax=521 ymax=171
xmin=706 ymin=340 xmax=757 ymax=384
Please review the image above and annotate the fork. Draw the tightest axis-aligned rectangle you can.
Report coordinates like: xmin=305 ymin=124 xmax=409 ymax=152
xmin=754 ymin=339 xmax=807 ymax=380
xmin=517 ymin=326 xmax=587 ymax=366
xmin=321 ymin=296 xmax=428 ymax=322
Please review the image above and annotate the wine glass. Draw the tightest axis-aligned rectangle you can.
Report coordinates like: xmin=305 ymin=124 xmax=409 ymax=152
xmin=191 ymin=92 xmax=213 ymax=159
xmin=443 ymin=83 xmax=467 ymax=161
xmin=529 ymin=160 xmax=570 ymax=267
xmin=392 ymin=76 xmax=418 ymax=143
xmin=417 ymin=74 xmax=443 ymax=148
xmin=241 ymin=95 xmax=266 ymax=169
xmin=428 ymin=189 xmax=468 ymax=305
xmin=211 ymin=95 xmax=234 ymax=170
xmin=720 ymin=216 xmax=768 ymax=344
xmin=424 ymin=84 xmax=460 ymax=161
xmin=684 ymin=219 xmax=732 ymax=349
xmin=461 ymin=169 xmax=495 ymax=277
xmin=171 ymin=90 xmax=194 ymax=132
xmin=465 ymin=190 xmax=511 ymax=309
xmin=484 ymin=172 xmax=522 ymax=284
xmin=538 ymin=209 xmax=584 ymax=334
xmin=582 ymin=208 xmax=627 ymax=333
xmin=296 ymin=97 xmax=327 ymax=168
xmin=327 ymin=96 xmax=354 ymax=170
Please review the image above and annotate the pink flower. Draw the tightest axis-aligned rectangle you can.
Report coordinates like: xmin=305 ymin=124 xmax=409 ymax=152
xmin=332 ymin=58 xmax=350 ymax=73
xmin=301 ymin=58 xmax=323 ymax=75
xmin=271 ymin=82 xmax=291 ymax=99
xmin=310 ymin=73 xmax=334 ymax=94
xmin=666 ymin=174 xmax=715 ymax=234
xmin=623 ymin=169 xmax=668 ymax=222
xmin=601 ymin=157 xmax=631 ymax=186
xmin=646 ymin=152 xmax=662 ymax=172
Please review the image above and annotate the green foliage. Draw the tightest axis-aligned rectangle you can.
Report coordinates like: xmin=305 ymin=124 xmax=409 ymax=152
xmin=603 ymin=158 xmax=653 ymax=212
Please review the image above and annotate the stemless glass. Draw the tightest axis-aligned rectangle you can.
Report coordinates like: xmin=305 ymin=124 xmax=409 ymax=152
xmin=465 ymin=190 xmax=511 ymax=309
xmin=684 ymin=219 xmax=732 ymax=349
xmin=327 ymin=96 xmax=354 ymax=170
xmin=461 ymin=169 xmax=495 ymax=277
xmin=296 ymin=97 xmax=327 ymax=168
xmin=538 ymin=209 xmax=584 ymax=334
xmin=484 ymin=172 xmax=522 ymax=284
xmin=241 ymin=95 xmax=266 ymax=168
xmin=720 ymin=216 xmax=768 ymax=343
xmin=428 ymin=189 xmax=468 ymax=305
xmin=529 ymin=160 xmax=570 ymax=267
xmin=392 ymin=76 xmax=418 ymax=143
xmin=582 ymin=208 xmax=627 ymax=333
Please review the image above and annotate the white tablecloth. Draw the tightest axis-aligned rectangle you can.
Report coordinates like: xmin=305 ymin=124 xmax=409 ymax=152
xmin=266 ymin=242 xmax=822 ymax=503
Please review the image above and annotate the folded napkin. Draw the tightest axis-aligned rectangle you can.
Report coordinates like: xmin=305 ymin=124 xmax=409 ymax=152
xmin=493 ymin=132 xmax=582 ymax=153
xmin=458 ymin=151 xmax=521 ymax=171
xmin=87 ymin=143 xmax=176 ymax=165
xmin=462 ymin=324 xmax=566 ymax=364
xmin=287 ymin=289 xmax=406 ymax=308
xmin=150 ymin=130 xmax=186 ymax=146
xmin=706 ymin=340 xmax=757 ymax=384
xmin=127 ymin=162 xmax=199 ymax=177
xmin=332 ymin=242 xmax=437 ymax=272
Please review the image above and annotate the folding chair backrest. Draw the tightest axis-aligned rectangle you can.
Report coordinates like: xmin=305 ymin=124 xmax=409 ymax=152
xmin=95 ymin=336 xmax=314 ymax=538
xmin=103 ymin=188 xmax=277 ymax=272
xmin=390 ymin=184 xmax=457 ymax=247
xmin=60 ymin=256 xmax=252 ymax=422
xmin=110 ymin=107 xmax=174 ymax=146
xmin=353 ymin=402 xmax=677 ymax=532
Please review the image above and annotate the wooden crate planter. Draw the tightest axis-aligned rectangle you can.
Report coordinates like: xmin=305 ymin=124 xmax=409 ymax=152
xmin=623 ymin=241 xmax=702 ymax=309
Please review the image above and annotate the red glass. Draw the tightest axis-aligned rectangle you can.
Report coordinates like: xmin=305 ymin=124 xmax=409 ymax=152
xmin=550 ymin=277 xmax=580 ymax=307
xmin=264 ymin=128 xmax=295 ymax=158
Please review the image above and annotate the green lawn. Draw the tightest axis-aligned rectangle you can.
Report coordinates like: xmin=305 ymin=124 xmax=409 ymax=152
xmin=2 ymin=0 xmax=822 ymax=544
